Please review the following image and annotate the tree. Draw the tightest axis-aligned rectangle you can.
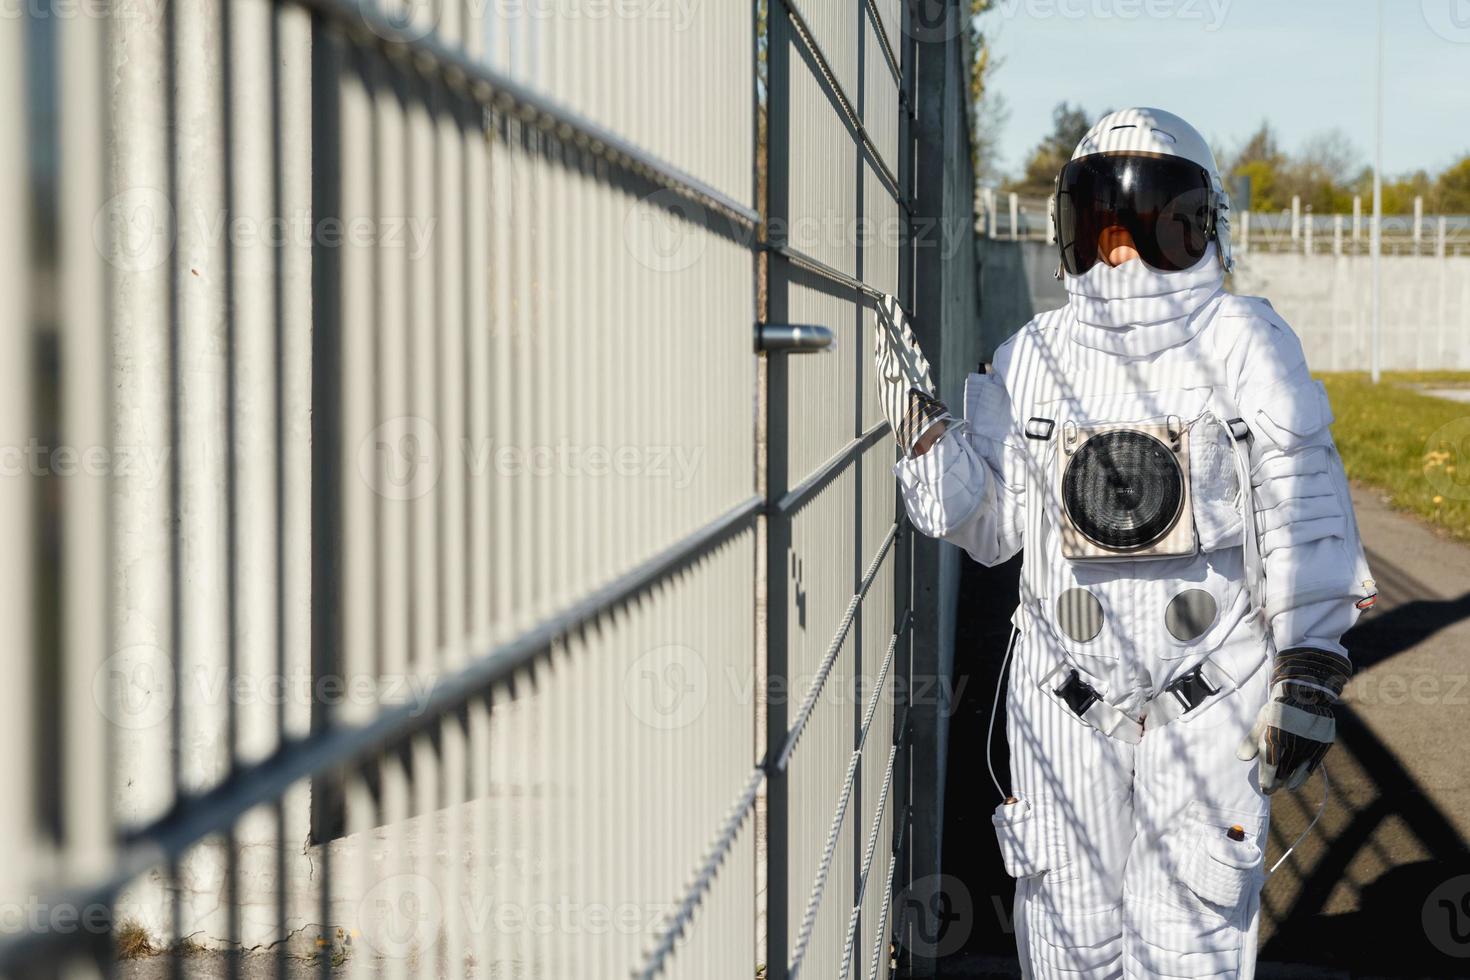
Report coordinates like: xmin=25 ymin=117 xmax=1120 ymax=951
xmin=1226 ymin=122 xmax=1287 ymax=212
xmin=1284 ymin=130 xmax=1360 ymax=213
xmin=1432 ymin=154 xmax=1470 ymax=213
xmin=1004 ymin=102 xmax=1096 ymax=197
xmin=968 ymin=1 xmax=1009 ymax=188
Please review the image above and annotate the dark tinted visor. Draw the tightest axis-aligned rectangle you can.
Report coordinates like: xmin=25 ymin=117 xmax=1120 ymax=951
xmin=1056 ymin=152 xmax=1213 ymax=275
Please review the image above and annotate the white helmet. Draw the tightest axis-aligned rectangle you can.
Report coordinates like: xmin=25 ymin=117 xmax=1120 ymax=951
xmin=1049 ymin=107 xmax=1233 ymax=275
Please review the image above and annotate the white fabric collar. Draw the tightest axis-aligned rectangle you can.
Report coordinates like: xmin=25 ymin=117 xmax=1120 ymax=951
xmin=1064 ymin=244 xmax=1225 ymax=356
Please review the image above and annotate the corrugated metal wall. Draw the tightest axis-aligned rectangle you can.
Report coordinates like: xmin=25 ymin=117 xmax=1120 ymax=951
xmin=764 ymin=2 xmax=912 ymax=978
xmin=0 ymin=0 xmax=941 ymax=977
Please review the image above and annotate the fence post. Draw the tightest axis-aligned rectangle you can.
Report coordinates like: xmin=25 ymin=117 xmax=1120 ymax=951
xmin=1438 ymin=216 xmax=1448 ymax=258
xmin=985 ymin=187 xmax=997 ymax=238
xmin=1009 ymin=191 xmax=1019 ymax=241
xmin=1304 ymin=207 xmax=1313 ymax=255
xmin=1334 ymin=214 xmax=1343 ymax=256
xmin=1291 ymin=195 xmax=1300 ymax=241
xmin=1239 ymin=210 xmax=1249 ymax=253
xmin=1414 ymin=196 xmax=1424 ymax=250
xmin=1353 ymin=195 xmax=1362 ymax=246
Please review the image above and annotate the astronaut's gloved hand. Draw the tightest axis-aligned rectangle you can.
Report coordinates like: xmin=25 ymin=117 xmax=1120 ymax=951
xmin=1237 ymin=648 xmax=1353 ymax=794
xmin=901 ymin=389 xmax=951 ymax=457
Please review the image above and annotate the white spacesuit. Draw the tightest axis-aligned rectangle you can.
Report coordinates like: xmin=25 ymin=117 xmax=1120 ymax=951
xmin=878 ymin=108 xmax=1376 ymax=978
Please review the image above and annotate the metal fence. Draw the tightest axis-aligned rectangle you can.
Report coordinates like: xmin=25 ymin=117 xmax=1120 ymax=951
xmin=975 ymin=189 xmax=1470 ymax=258
xmin=763 ymin=3 xmax=912 ymax=978
xmin=1 ymin=0 xmax=938 ymax=977
xmin=1234 ymin=209 xmax=1470 ymax=257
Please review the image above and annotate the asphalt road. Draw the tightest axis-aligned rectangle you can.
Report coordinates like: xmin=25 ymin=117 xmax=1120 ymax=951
xmin=938 ymin=486 xmax=1470 ymax=979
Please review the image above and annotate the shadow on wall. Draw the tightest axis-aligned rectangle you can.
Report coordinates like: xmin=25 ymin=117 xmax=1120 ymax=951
xmin=975 ymin=239 xmax=1066 ymax=361
xmin=931 ymin=550 xmax=1470 ymax=978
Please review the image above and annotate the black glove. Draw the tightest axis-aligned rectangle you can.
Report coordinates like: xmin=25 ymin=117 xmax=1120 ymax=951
xmin=899 ymin=389 xmax=951 ymax=457
xmin=1237 ymin=648 xmax=1352 ymax=794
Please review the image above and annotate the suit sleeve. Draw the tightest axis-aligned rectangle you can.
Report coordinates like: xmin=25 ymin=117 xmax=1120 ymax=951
xmin=893 ymin=369 xmax=1026 ymax=567
xmin=1231 ymin=311 xmax=1376 ymax=658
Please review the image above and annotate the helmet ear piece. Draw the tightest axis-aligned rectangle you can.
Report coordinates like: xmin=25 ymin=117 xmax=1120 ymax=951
xmin=1050 ymin=172 xmax=1061 ymax=276
xmin=1212 ymin=176 xmax=1235 ymax=273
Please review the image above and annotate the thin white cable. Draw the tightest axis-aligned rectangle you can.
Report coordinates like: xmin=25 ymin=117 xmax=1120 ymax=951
xmin=1268 ymin=764 xmax=1330 ymax=875
xmin=987 ymin=625 xmax=1020 ymax=802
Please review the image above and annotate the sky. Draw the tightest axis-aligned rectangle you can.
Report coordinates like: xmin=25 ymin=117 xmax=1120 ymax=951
xmin=980 ymin=0 xmax=1470 ymax=181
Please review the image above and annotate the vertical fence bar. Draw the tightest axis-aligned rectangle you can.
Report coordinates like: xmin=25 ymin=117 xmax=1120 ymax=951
xmin=58 ymin=5 xmax=111 ymax=973
xmin=765 ymin=2 xmax=793 ymax=972
xmin=0 ymin=4 xmax=34 ymax=956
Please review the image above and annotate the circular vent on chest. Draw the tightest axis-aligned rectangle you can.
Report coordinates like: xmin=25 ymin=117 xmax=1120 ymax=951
xmin=1062 ymin=429 xmax=1185 ymax=551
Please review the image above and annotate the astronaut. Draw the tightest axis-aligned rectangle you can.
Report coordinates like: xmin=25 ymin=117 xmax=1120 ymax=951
xmin=875 ymin=108 xmax=1376 ymax=978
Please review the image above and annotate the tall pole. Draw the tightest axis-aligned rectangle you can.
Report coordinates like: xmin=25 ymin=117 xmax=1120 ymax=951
xmin=1371 ymin=0 xmax=1383 ymax=383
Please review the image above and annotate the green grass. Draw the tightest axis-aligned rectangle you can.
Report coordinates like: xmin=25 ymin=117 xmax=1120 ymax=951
xmin=1320 ymin=371 xmax=1470 ymax=541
